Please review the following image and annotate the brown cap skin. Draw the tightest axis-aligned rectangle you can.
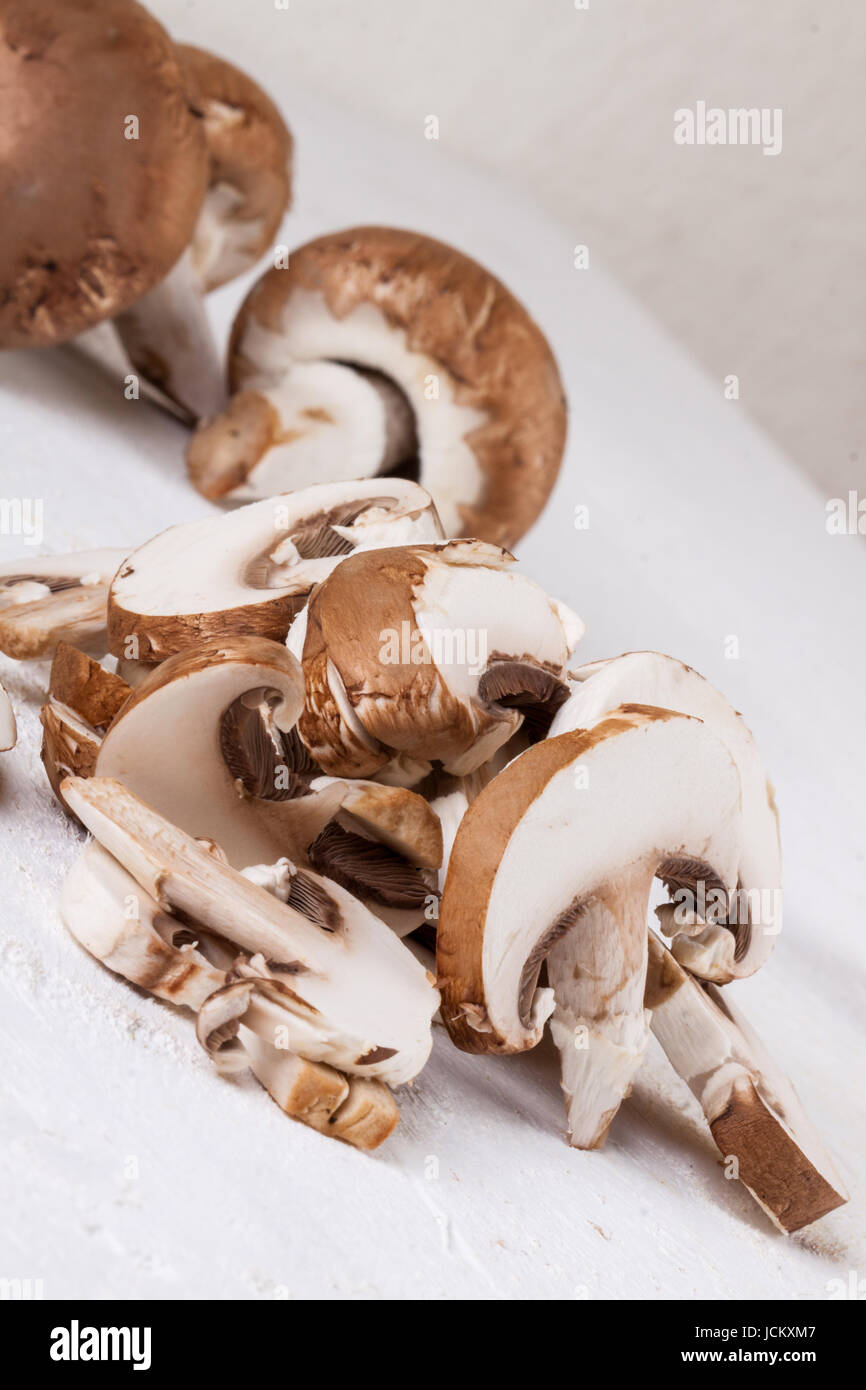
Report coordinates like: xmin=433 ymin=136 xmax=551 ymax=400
xmin=177 ymin=44 xmax=292 ymax=291
xmin=0 ymin=0 xmax=208 ymax=347
xmin=229 ymin=227 xmax=568 ymax=548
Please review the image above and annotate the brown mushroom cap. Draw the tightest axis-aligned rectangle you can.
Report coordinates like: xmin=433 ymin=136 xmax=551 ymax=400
xmin=0 ymin=0 xmax=208 ymax=347
xmin=176 ymin=44 xmax=292 ymax=292
xmin=226 ymin=226 xmax=567 ymax=547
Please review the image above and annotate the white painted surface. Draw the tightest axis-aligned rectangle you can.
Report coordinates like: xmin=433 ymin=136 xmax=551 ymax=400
xmin=0 ymin=85 xmax=863 ymax=1300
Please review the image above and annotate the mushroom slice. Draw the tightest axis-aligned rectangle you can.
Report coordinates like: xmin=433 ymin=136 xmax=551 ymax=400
xmin=186 ymin=225 xmax=566 ymax=546
xmin=48 ymin=643 xmax=131 ymax=730
xmin=297 ymin=540 xmax=582 ymax=778
xmin=550 ymin=651 xmax=781 ymax=980
xmin=62 ymin=776 xmax=439 ymax=1084
xmin=40 ymin=699 xmax=103 ymax=805
xmin=645 ymin=933 xmax=847 ymax=1231
xmin=107 ymin=480 xmax=442 ymax=665
xmin=177 ymin=45 xmax=293 ymax=294
xmin=199 ymin=979 xmax=399 ymax=1149
xmin=0 ymin=550 xmax=128 ymax=660
xmin=61 ymin=841 xmax=226 ymax=1010
xmin=437 ymin=707 xmax=742 ymax=1149
xmin=0 ymin=681 xmax=16 ymax=752
xmin=94 ymin=636 xmax=440 ymax=891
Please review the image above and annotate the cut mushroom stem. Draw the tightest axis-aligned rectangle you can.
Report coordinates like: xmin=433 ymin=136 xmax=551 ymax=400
xmin=0 ymin=550 xmax=128 ymax=659
xmin=113 ymin=249 xmax=226 ymax=424
xmin=437 ymin=706 xmax=742 ymax=1149
xmin=61 ymin=775 xmax=439 ymax=1084
xmin=645 ymin=933 xmax=848 ymax=1231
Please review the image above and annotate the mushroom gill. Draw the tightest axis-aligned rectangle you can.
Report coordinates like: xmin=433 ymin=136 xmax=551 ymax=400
xmin=308 ymin=822 xmax=435 ymax=910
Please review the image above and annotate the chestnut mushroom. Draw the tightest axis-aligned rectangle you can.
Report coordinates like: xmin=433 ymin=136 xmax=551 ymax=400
xmin=437 ymin=706 xmax=743 ymax=1148
xmin=291 ymin=539 xmax=581 ymax=781
xmin=187 ymin=226 xmax=567 ymax=545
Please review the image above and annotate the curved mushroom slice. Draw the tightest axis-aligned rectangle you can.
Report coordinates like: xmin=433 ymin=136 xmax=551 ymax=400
xmin=62 ymin=841 xmax=226 ymax=1010
xmin=550 ymin=651 xmax=781 ymax=981
xmin=437 ymin=707 xmax=742 ymax=1149
xmin=107 ymin=480 xmax=442 ymax=666
xmin=645 ymin=933 xmax=847 ymax=1231
xmin=0 ymin=681 xmax=16 ymax=752
xmin=0 ymin=550 xmax=128 ymax=660
xmin=62 ymin=776 xmax=439 ymax=1084
xmin=186 ymin=226 xmax=567 ymax=546
xmin=177 ymin=45 xmax=293 ymax=293
xmin=297 ymin=540 xmax=582 ymax=779
xmin=94 ymin=638 xmax=442 ymax=915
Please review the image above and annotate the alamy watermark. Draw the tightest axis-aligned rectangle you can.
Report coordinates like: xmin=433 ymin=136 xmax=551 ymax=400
xmin=379 ymin=621 xmax=488 ymax=676
xmin=674 ymin=101 xmax=782 ymax=157
xmin=0 ymin=497 xmax=43 ymax=546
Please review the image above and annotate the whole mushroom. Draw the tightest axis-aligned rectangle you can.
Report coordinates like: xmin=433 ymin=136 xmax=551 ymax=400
xmin=187 ymin=226 xmax=567 ymax=545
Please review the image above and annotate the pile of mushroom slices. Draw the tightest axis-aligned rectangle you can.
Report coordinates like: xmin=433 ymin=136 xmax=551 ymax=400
xmin=0 ymin=483 xmax=847 ymax=1227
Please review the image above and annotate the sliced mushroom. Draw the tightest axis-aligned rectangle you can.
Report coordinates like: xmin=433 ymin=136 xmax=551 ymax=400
xmin=550 ymin=652 xmax=781 ymax=981
xmin=62 ymin=840 xmax=226 ymax=1009
xmin=296 ymin=540 xmax=582 ymax=778
xmin=645 ymin=933 xmax=847 ymax=1231
xmin=107 ymin=480 xmax=443 ymax=665
xmin=0 ymin=681 xmax=17 ymax=752
xmin=437 ymin=706 xmax=743 ymax=1149
xmin=199 ymin=972 xmax=399 ymax=1149
xmin=94 ymin=637 xmax=442 ymax=915
xmin=0 ymin=550 xmax=128 ymax=659
xmin=62 ymin=775 xmax=439 ymax=1084
xmin=186 ymin=226 xmax=567 ymax=546
xmin=48 ymin=642 xmax=131 ymax=730
xmin=40 ymin=700 xmax=103 ymax=805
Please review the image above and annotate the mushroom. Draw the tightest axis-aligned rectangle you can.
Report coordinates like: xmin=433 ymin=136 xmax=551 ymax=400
xmin=0 ymin=681 xmax=17 ymax=752
xmin=107 ymin=479 xmax=443 ymax=666
xmin=550 ymin=651 xmax=781 ymax=981
xmin=176 ymin=45 xmax=293 ymax=294
xmin=645 ymin=932 xmax=848 ymax=1231
xmin=294 ymin=540 xmax=582 ymax=780
xmin=186 ymin=225 xmax=567 ymax=546
xmin=48 ymin=642 xmax=131 ymax=729
xmin=61 ymin=775 xmax=439 ymax=1084
xmin=198 ymin=966 xmax=399 ymax=1148
xmin=41 ymin=699 xmax=103 ymax=804
xmin=436 ymin=706 xmax=743 ymax=1149
xmin=63 ymin=841 xmax=398 ymax=1148
xmin=111 ymin=44 xmax=293 ymax=420
xmin=0 ymin=0 xmax=214 ymax=417
xmin=62 ymin=840 xmax=227 ymax=1009
xmin=93 ymin=635 xmax=442 ymax=928
xmin=0 ymin=550 xmax=128 ymax=659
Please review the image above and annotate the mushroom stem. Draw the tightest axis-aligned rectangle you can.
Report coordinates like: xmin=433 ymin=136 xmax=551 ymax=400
xmin=645 ymin=933 xmax=848 ymax=1232
xmin=546 ymin=869 xmax=653 ymax=1149
xmin=113 ymin=250 xmax=226 ymax=424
